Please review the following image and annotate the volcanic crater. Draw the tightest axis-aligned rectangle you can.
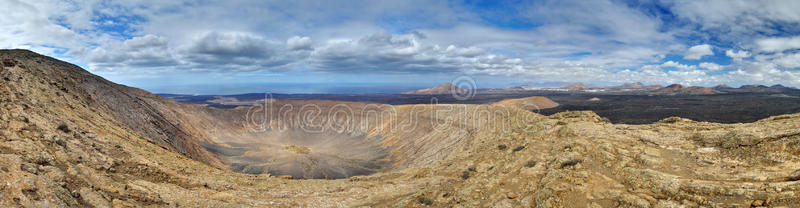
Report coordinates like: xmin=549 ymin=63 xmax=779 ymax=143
xmin=191 ymin=99 xmax=487 ymax=179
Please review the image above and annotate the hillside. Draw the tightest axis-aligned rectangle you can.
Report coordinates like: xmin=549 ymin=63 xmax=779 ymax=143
xmin=1 ymin=50 xmax=800 ymax=207
xmin=491 ymin=96 xmax=560 ymax=110
xmin=657 ymin=84 xmax=720 ymax=95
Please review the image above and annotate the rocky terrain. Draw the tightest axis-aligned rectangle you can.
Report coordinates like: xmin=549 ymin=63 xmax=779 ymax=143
xmin=2 ymin=49 xmax=800 ymax=207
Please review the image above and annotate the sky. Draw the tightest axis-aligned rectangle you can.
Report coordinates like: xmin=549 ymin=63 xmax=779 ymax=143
xmin=2 ymin=0 xmax=800 ymax=94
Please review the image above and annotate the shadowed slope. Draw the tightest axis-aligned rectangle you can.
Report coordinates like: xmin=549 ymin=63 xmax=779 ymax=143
xmin=0 ymin=49 xmax=224 ymax=168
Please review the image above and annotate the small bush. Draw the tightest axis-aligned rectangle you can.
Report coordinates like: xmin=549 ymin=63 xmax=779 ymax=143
xmin=659 ymin=117 xmax=683 ymax=123
xmin=417 ymin=196 xmax=433 ymax=206
xmin=560 ymin=159 xmax=583 ymax=168
xmin=497 ymin=144 xmax=507 ymax=150
xmin=461 ymin=170 xmax=470 ymax=180
xmin=55 ymin=139 xmax=66 ymax=147
xmin=57 ymin=123 xmax=71 ymax=133
xmin=525 ymin=160 xmax=537 ymax=168
xmin=563 ymin=143 xmax=577 ymax=150
xmin=512 ymin=146 xmax=525 ymax=152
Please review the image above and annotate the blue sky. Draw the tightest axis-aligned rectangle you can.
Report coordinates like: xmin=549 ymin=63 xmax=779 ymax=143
xmin=2 ymin=0 xmax=800 ymax=94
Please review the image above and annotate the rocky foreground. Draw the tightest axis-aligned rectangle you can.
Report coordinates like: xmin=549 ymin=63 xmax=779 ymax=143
xmin=1 ymin=50 xmax=800 ymax=207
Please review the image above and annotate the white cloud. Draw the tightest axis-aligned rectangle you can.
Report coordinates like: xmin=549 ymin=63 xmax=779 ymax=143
xmin=0 ymin=0 xmax=85 ymax=55
xmin=684 ymin=44 xmax=713 ymax=60
xmin=698 ymin=62 xmax=723 ymax=71
xmin=666 ymin=0 xmax=800 ymax=42
xmin=286 ymin=36 xmax=313 ymax=50
xmin=87 ymin=34 xmax=177 ymax=69
xmin=309 ymin=31 xmax=459 ymax=73
xmin=756 ymin=36 xmax=800 ymax=52
xmin=442 ymin=45 xmax=485 ymax=57
xmin=774 ymin=53 xmax=800 ymax=68
xmin=186 ymin=32 xmax=272 ymax=58
xmin=725 ymin=50 xmax=751 ymax=62
xmin=660 ymin=61 xmax=697 ymax=71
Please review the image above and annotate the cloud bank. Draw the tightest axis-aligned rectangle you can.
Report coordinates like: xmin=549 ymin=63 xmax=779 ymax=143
xmin=2 ymin=0 xmax=800 ymax=92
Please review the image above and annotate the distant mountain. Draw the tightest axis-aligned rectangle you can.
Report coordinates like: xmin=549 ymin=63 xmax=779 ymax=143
xmin=686 ymin=86 xmax=721 ymax=94
xmin=658 ymin=84 xmax=720 ymax=95
xmin=645 ymin=84 xmax=664 ymax=90
xmin=503 ymin=86 xmax=527 ymax=91
xmin=713 ymin=84 xmax=733 ymax=89
xmin=660 ymin=84 xmax=684 ymax=91
xmin=561 ymin=82 xmax=588 ymax=90
xmin=740 ymin=84 xmax=769 ymax=89
xmin=724 ymin=84 xmax=794 ymax=93
xmin=612 ymin=82 xmax=645 ymax=89
xmin=402 ymin=83 xmax=464 ymax=95
xmin=770 ymin=84 xmax=794 ymax=90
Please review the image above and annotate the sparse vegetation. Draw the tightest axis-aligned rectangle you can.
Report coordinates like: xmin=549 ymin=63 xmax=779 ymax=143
xmin=55 ymin=139 xmax=66 ymax=147
xmin=512 ymin=145 xmax=525 ymax=152
xmin=417 ymin=196 xmax=433 ymax=206
xmin=461 ymin=170 xmax=470 ymax=180
xmin=467 ymin=167 xmax=476 ymax=172
xmin=659 ymin=117 xmax=683 ymax=123
xmin=560 ymin=159 xmax=583 ymax=168
xmin=497 ymin=144 xmax=507 ymax=150
xmin=551 ymin=110 xmax=592 ymax=119
xmin=57 ymin=123 xmax=70 ymax=133
xmin=525 ymin=160 xmax=537 ymax=168
xmin=285 ymin=145 xmax=312 ymax=154
xmin=563 ymin=143 xmax=577 ymax=150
